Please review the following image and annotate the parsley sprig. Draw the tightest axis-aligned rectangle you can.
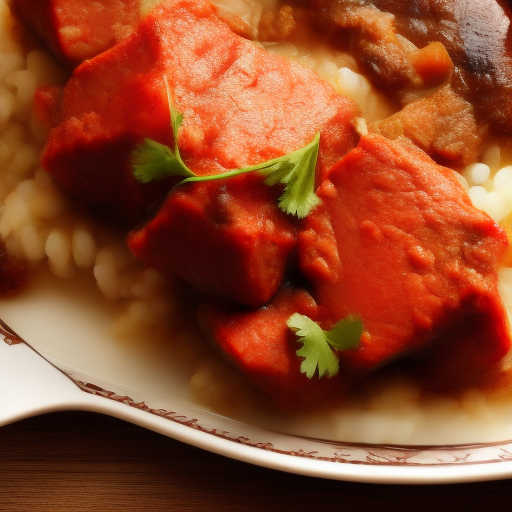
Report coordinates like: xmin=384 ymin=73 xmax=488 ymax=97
xmin=131 ymin=77 xmax=320 ymax=218
xmin=287 ymin=313 xmax=363 ymax=379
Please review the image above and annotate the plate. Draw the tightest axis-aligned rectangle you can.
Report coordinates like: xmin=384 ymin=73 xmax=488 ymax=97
xmin=3 ymin=0 xmax=512 ymax=487
xmin=2 ymin=272 xmax=512 ymax=485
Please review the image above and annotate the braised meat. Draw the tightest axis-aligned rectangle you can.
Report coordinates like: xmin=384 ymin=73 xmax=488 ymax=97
xmin=307 ymin=0 xmax=512 ymax=131
xmin=369 ymin=85 xmax=486 ymax=168
xmin=8 ymin=0 xmax=142 ymax=67
xmin=128 ymin=174 xmax=297 ymax=308
xmin=36 ymin=0 xmax=360 ymax=223
xmin=198 ymin=286 xmax=347 ymax=408
xmin=298 ymin=134 xmax=510 ymax=386
xmin=264 ymin=0 xmax=512 ymax=168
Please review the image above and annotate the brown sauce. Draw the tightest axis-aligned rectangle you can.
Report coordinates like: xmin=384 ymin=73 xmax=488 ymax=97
xmin=0 ymin=240 xmax=30 ymax=297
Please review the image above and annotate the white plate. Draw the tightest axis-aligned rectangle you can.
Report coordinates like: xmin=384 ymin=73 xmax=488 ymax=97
xmin=2 ymin=271 xmax=512 ymax=485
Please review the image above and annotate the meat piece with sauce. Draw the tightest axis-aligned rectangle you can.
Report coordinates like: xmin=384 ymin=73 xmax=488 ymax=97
xmin=198 ymin=135 xmax=511 ymax=406
xmin=369 ymin=85 xmax=486 ymax=168
xmin=298 ymin=134 xmax=511 ymax=389
xmin=36 ymin=0 xmax=360 ymax=223
xmin=306 ymin=0 xmax=512 ymax=133
xmin=369 ymin=0 xmax=512 ymax=134
xmin=128 ymin=174 xmax=296 ymax=308
xmin=8 ymin=0 xmax=144 ymax=67
xmin=198 ymin=286 xmax=347 ymax=408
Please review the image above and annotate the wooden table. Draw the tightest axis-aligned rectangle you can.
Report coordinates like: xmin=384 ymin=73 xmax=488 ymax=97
xmin=2 ymin=411 xmax=512 ymax=511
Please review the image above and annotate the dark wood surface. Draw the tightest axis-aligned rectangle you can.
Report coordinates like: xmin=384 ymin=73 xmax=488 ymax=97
xmin=1 ymin=411 xmax=512 ymax=511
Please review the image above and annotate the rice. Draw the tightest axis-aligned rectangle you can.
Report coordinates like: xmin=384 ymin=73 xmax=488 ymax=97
xmin=0 ymin=0 xmax=205 ymax=355
xmin=3 ymin=0 xmax=512 ymax=445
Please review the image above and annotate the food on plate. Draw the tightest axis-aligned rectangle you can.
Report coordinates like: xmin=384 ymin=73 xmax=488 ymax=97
xmin=198 ymin=286 xmax=345 ymax=408
xmin=8 ymin=0 xmax=145 ymax=67
xmin=297 ymin=134 xmax=510 ymax=389
xmin=128 ymin=174 xmax=298 ymax=308
xmin=369 ymin=85 xmax=485 ymax=168
xmin=34 ymin=0 xmax=359 ymax=223
xmin=199 ymin=134 xmax=511 ymax=406
xmin=3 ymin=0 xmax=512 ymax=423
xmin=261 ymin=0 xmax=512 ymax=168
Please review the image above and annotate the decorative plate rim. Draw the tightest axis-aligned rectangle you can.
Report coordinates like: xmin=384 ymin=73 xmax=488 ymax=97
xmin=71 ymin=376 xmax=512 ymax=468
xmin=4 ymin=319 xmax=512 ymax=484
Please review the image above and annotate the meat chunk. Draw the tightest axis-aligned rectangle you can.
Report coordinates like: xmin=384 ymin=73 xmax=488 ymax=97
xmin=198 ymin=286 xmax=346 ymax=408
xmin=38 ymin=109 xmax=171 ymax=223
xmin=307 ymin=0 xmax=512 ymax=134
xmin=8 ymin=0 xmax=142 ymax=67
xmin=128 ymin=174 xmax=296 ymax=308
xmin=329 ymin=3 xmax=453 ymax=96
xmin=369 ymin=85 xmax=486 ymax=169
xmin=37 ymin=0 xmax=360 ymax=223
xmin=369 ymin=0 xmax=512 ymax=134
xmin=298 ymin=134 xmax=511 ymax=388
xmin=264 ymin=0 xmax=512 ymax=167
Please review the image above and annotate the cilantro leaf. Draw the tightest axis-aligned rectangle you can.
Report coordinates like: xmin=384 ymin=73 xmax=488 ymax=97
xmin=287 ymin=313 xmax=363 ymax=379
xmin=255 ymin=132 xmax=320 ymax=218
xmin=325 ymin=315 xmax=365 ymax=351
xmin=131 ymin=77 xmax=192 ymax=182
xmin=177 ymin=134 xmax=321 ymax=218
xmin=287 ymin=313 xmax=339 ymax=379
xmin=131 ymin=138 xmax=193 ymax=183
xmin=131 ymin=78 xmax=321 ymax=218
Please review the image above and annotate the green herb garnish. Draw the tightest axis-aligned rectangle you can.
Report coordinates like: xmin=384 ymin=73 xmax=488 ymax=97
xmin=132 ymin=77 xmax=192 ymax=183
xmin=131 ymin=77 xmax=320 ymax=218
xmin=287 ymin=313 xmax=363 ymax=379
